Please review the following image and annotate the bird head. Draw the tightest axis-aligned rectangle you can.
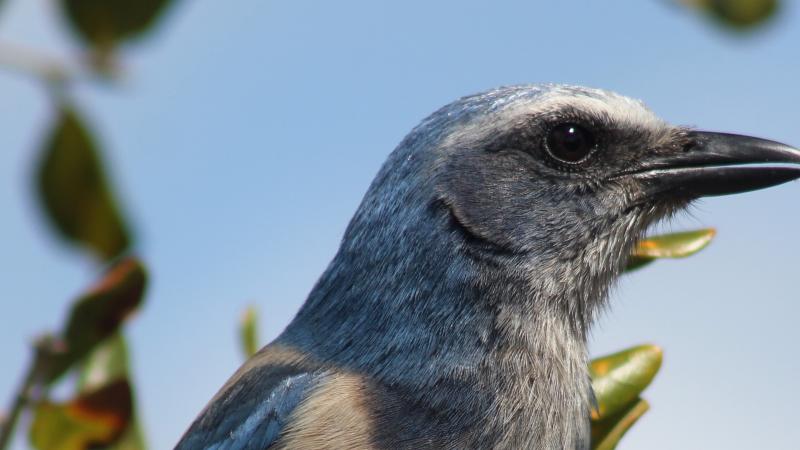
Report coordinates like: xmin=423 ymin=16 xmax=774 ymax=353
xmin=299 ymin=84 xmax=800 ymax=364
xmin=432 ymin=85 xmax=800 ymax=257
xmin=331 ymin=85 xmax=800 ymax=337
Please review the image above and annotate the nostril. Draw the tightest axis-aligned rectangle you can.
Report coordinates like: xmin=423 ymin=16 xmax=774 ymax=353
xmin=681 ymin=140 xmax=698 ymax=153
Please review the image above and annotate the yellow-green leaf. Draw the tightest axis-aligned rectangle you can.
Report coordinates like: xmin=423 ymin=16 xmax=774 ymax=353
xmin=240 ymin=306 xmax=259 ymax=359
xmin=625 ymin=228 xmax=715 ymax=272
xmin=36 ymin=107 xmax=131 ymax=261
xmin=589 ymin=344 xmax=662 ymax=421
xmin=58 ymin=0 xmax=175 ymax=49
xmin=43 ymin=258 xmax=147 ymax=384
xmin=29 ymin=379 xmax=132 ymax=450
xmin=591 ymin=398 xmax=649 ymax=450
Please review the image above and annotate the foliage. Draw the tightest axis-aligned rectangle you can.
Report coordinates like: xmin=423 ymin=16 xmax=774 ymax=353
xmin=240 ymin=306 xmax=260 ymax=359
xmin=0 ymin=0 xmax=174 ymax=449
xmin=625 ymin=228 xmax=716 ymax=272
xmin=40 ymin=259 xmax=146 ymax=386
xmin=30 ymin=379 xmax=133 ymax=450
xmin=58 ymin=0 xmax=177 ymax=72
xmin=681 ymin=0 xmax=779 ymax=31
xmin=60 ymin=0 xmax=174 ymax=47
xmin=36 ymin=108 xmax=131 ymax=261
xmin=589 ymin=345 xmax=662 ymax=449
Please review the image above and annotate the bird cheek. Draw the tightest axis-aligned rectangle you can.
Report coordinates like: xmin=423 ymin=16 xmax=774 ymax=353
xmin=441 ymin=195 xmax=515 ymax=249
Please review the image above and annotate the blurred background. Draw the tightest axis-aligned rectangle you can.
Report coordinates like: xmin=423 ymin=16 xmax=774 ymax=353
xmin=0 ymin=1 xmax=798 ymax=449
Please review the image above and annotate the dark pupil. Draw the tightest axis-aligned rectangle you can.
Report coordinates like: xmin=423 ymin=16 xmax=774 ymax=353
xmin=547 ymin=123 xmax=595 ymax=163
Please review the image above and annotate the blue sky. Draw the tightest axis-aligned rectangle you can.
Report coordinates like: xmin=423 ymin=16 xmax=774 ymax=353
xmin=1 ymin=1 xmax=799 ymax=449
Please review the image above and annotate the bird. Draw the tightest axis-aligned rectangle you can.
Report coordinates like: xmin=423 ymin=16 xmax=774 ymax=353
xmin=175 ymin=84 xmax=800 ymax=450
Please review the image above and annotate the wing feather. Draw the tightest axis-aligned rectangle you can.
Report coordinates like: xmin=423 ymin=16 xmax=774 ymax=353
xmin=175 ymin=369 xmax=325 ymax=450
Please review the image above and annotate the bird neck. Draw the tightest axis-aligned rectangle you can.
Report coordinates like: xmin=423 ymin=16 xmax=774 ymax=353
xmin=278 ymin=197 xmax=644 ymax=449
xmin=282 ymin=223 xmax=597 ymax=447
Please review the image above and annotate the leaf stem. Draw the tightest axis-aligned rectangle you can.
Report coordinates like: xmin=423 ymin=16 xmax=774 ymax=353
xmin=0 ymin=40 xmax=74 ymax=85
xmin=0 ymin=40 xmax=120 ymax=88
xmin=0 ymin=362 xmax=36 ymax=450
xmin=0 ymin=338 xmax=56 ymax=450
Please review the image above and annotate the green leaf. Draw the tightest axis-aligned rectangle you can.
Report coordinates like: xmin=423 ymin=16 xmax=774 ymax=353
xmin=29 ymin=379 xmax=132 ymax=450
xmin=58 ymin=0 xmax=175 ymax=49
xmin=589 ymin=344 xmax=662 ymax=421
xmin=42 ymin=258 xmax=147 ymax=384
xmin=240 ymin=306 xmax=259 ymax=359
xmin=36 ymin=107 xmax=132 ymax=261
xmin=625 ymin=228 xmax=715 ymax=272
xmin=591 ymin=398 xmax=649 ymax=450
xmin=685 ymin=0 xmax=779 ymax=31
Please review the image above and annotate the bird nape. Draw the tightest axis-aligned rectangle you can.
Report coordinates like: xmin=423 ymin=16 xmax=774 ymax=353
xmin=176 ymin=84 xmax=800 ymax=450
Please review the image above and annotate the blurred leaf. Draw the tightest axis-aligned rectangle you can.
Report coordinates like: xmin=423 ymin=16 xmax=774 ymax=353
xmin=683 ymin=0 xmax=779 ymax=31
xmin=78 ymin=334 xmax=146 ymax=450
xmin=591 ymin=398 xmax=649 ymax=450
xmin=78 ymin=333 xmax=131 ymax=391
xmin=108 ymin=422 xmax=146 ymax=450
xmin=58 ymin=0 xmax=175 ymax=50
xmin=29 ymin=379 xmax=132 ymax=450
xmin=36 ymin=107 xmax=131 ymax=261
xmin=589 ymin=344 xmax=662 ymax=421
xmin=240 ymin=306 xmax=259 ymax=359
xmin=42 ymin=258 xmax=147 ymax=384
xmin=625 ymin=228 xmax=715 ymax=272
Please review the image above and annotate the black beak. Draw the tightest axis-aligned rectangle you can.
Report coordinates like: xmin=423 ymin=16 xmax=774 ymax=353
xmin=627 ymin=131 xmax=800 ymax=198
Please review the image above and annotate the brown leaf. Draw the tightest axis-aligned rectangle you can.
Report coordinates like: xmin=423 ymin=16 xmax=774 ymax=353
xmin=78 ymin=334 xmax=147 ymax=449
xmin=42 ymin=258 xmax=147 ymax=384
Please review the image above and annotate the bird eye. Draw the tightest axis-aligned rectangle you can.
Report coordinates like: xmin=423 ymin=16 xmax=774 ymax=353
xmin=545 ymin=123 xmax=596 ymax=164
